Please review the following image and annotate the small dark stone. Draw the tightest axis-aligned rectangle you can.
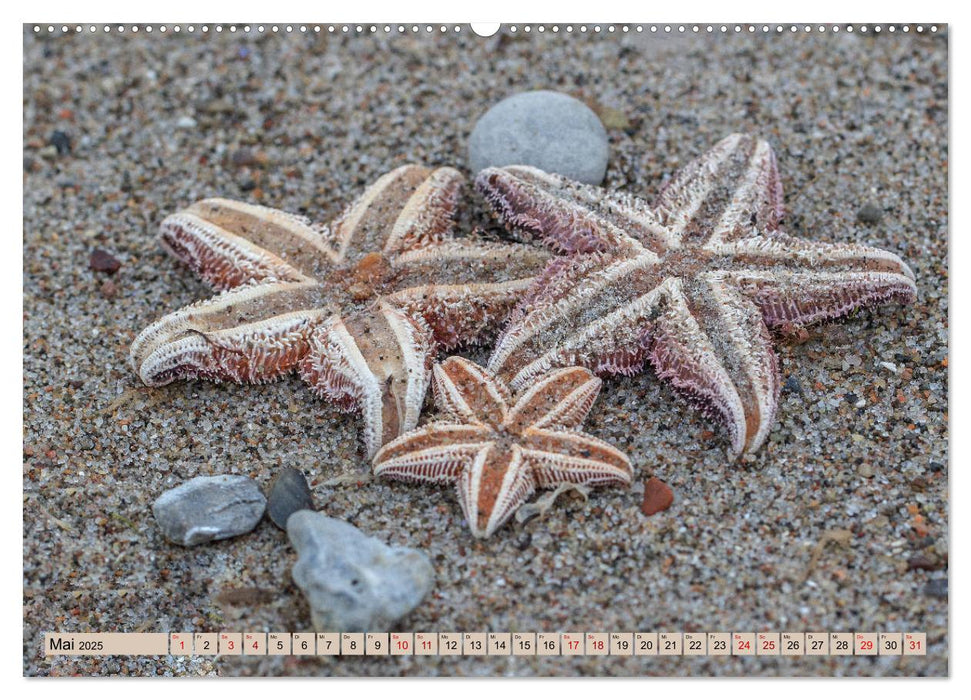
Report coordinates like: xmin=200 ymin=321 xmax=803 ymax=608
xmin=783 ymin=376 xmax=804 ymax=396
xmin=844 ymin=392 xmax=859 ymax=405
xmin=924 ymin=578 xmax=947 ymax=599
xmin=89 ymin=249 xmax=121 ymax=274
xmin=514 ymin=532 xmax=532 ymax=551
xmin=100 ymin=280 xmax=118 ymax=298
xmin=50 ymin=130 xmax=71 ymax=155
xmin=907 ymin=554 xmax=940 ymax=571
xmin=929 ymin=461 xmax=944 ymax=472
xmin=856 ymin=203 xmax=883 ymax=225
xmin=239 ymin=178 xmax=257 ymax=192
xmin=267 ymin=467 xmax=315 ymax=530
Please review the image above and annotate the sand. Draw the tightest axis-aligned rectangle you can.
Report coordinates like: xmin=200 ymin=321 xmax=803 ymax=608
xmin=23 ymin=24 xmax=948 ymax=676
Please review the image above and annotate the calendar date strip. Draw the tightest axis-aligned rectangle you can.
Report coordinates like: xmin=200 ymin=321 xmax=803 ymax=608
xmin=44 ymin=631 xmax=927 ymax=657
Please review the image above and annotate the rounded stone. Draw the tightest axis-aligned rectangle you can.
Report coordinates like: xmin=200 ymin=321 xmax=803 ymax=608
xmin=468 ymin=90 xmax=609 ymax=184
xmin=152 ymin=475 xmax=266 ymax=547
xmin=267 ymin=467 xmax=315 ymax=530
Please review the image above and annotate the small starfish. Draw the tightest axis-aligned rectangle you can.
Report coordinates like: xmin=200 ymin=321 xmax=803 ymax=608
xmin=131 ymin=165 xmax=550 ymax=456
xmin=372 ymin=356 xmax=632 ymax=538
xmin=476 ymin=134 xmax=917 ymax=456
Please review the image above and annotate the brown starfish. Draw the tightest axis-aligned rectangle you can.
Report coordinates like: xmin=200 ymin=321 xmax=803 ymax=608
xmin=131 ymin=165 xmax=550 ymax=456
xmin=373 ymin=356 xmax=632 ymax=538
xmin=476 ymin=133 xmax=917 ymax=456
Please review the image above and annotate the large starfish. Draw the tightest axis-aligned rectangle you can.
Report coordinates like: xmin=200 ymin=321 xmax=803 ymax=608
xmin=373 ymin=356 xmax=632 ymax=538
xmin=475 ymin=133 xmax=917 ymax=456
xmin=131 ymin=165 xmax=550 ymax=456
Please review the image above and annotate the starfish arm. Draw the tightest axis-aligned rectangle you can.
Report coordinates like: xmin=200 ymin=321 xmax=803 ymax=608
xmin=488 ymin=257 xmax=669 ymax=389
xmin=654 ymin=133 xmax=784 ymax=246
xmin=521 ymin=428 xmax=633 ymax=487
xmin=389 ymin=238 xmax=551 ymax=349
xmin=457 ymin=444 xmax=537 ymax=538
xmin=716 ymin=234 xmax=917 ymax=328
xmin=130 ymin=281 xmax=327 ymax=386
xmin=331 ymin=165 xmax=464 ymax=260
xmin=158 ymin=198 xmax=337 ymax=289
xmin=475 ymin=166 xmax=645 ymax=254
xmin=647 ymin=277 xmax=778 ymax=456
xmin=690 ymin=274 xmax=781 ymax=454
xmin=431 ymin=357 xmax=511 ymax=427
xmin=504 ymin=367 xmax=602 ymax=433
xmin=372 ymin=422 xmax=491 ymax=483
xmin=298 ymin=302 xmax=434 ymax=458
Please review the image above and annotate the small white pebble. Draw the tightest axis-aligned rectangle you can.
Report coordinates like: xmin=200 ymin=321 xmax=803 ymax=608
xmin=879 ymin=361 xmax=898 ymax=373
xmin=176 ymin=115 xmax=197 ymax=129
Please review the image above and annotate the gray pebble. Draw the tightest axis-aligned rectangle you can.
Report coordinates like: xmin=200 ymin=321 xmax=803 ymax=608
xmin=267 ymin=467 xmax=315 ymax=530
xmin=924 ymin=578 xmax=948 ymax=599
xmin=152 ymin=475 xmax=266 ymax=546
xmin=856 ymin=203 xmax=884 ymax=224
xmin=468 ymin=90 xmax=609 ymax=184
xmin=50 ymin=130 xmax=71 ymax=155
xmin=288 ymin=511 xmax=434 ymax=632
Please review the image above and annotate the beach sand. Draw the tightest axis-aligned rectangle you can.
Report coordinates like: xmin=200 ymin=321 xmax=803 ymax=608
xmin=23 ymin=24 xmax=948 ymax=676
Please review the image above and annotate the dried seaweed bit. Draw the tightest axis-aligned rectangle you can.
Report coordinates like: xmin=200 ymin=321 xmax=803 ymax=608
xmin=321 ymin=473 xmax=374 ymax=487
xmin=515 ymin=483 xmax=591 ymax=524
xmin=803 ymin=528 xmax=854 ymax=581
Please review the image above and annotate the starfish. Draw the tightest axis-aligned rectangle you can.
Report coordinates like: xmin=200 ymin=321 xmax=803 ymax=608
xmin=372 ymin=356 xmax=633 ymax=538
xmin=475 ymin=133 xmax=917 ymax=456
xmin=131 ymin=165 xmax=550 ymax=457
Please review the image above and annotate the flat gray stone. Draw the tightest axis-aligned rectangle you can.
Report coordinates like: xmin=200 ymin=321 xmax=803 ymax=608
xmin=267 ymin=468 xmax=315 ymax=530
xmin=288 ymin=511 xmax=434 ymax=632
xmin=468 ymin=90 xmax=609 ymax=184
xmin=152 ymin=475 xmax=266 ymax=546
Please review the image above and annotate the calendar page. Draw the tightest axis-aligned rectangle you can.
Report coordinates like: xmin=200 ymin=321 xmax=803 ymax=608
xmin=22 ymin=14 xmax=948 ymax=678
